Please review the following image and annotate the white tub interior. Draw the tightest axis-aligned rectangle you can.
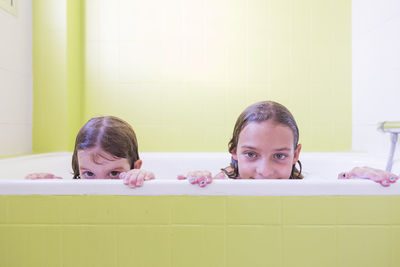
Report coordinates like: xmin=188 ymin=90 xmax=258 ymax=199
xmin=0 ymin=152 xmax=399 ymax=195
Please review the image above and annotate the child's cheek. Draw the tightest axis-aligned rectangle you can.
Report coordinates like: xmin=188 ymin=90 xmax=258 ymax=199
xmin=237 ymin=161 xmax=252 ymax=179
xmin=283 ymin=163 xmax=293 ymax=179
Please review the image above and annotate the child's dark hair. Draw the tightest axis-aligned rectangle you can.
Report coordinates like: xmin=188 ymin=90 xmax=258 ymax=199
xmin=223 ymin=101 xmax=303 ymax=179
xmin=72 ymin=116 xmax=139 ymax=179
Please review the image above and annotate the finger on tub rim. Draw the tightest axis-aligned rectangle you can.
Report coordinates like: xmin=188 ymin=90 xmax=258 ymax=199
xmin=187 ymin=171 xmax=198 ymax=184
xmin=25 ymin=173 xmax=62 ymax=179
xmin=337 ymin=172 xmax=349 ymax=179
xmin=177 ymin=174 xmax=187 ymax=180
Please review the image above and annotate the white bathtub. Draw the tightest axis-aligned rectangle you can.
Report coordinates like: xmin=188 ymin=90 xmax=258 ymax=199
xmin=0 ymin=152 xmax=399 ymax=195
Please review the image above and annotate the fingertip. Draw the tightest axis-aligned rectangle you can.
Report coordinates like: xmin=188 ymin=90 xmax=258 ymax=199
xmin=136 ymin=176 xmax=144 ymax=187
xmin=188 ymin=176 xmax=197 ymax=184
xmin=129 ymin=176 xmax=137 ymax=188
xmin=177 ymin=174 xmax=186 ymax=180
xmin=198 ymin=179 xmax=207 ymax=187
xmin=214 ymin=173 xmax=226 ymax=179
xmin=205 ymin=174 xmax=212 ymax=184
xmin=380 ymin=179 xmax=391 ymax=187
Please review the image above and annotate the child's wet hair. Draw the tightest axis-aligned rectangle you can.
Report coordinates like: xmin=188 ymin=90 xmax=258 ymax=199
xmin=72 ymin=116 xmax=139 ymax=179
xmin=224 ymin=101 xmax=303 ymax=179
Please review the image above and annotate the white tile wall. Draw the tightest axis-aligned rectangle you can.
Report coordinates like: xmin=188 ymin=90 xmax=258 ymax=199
xmin=352 ymin=0 xmax=400 ymax=156
xmin=0 ymin=1 xmax=32 ymax=156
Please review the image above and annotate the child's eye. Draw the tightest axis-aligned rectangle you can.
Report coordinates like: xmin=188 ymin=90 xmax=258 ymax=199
xmin=244 ymin=152 xmax=258 ymax=159
xmin=83 ymin=171 xmax=95 ymax=178
xmin=274 ymin=153 xmax=287 ymax=160
xmin=109 ymin=171 xmax=120 ymax=177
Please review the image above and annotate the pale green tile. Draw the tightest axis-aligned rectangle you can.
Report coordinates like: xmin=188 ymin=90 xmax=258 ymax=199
xmin=330 ymin=120 xmax=352 ymax=151
xmin=137 ymin=125 xmax=176 ymax=152
xmin=104 ymin=196 xmax=171 ymax=224
xmin=337 ymin=226 xmax=391 ymax=267
xmin=60 ymin=196 xmax=170 ymax=224
xmin=3 ymin=226 xmax=29 ymax=267
xmin=34 ymin=0 xmax=351 ymax=154
xmin=282 ymin=196 xmax=337 ymax=225
xmin=0 ymin=226 xmax=10 ymax=267
xmin=171 ymin=226 xmax=225 ymax=267
xmin=283 ymin=226 xmax=336 ymax=267
xmin=26 ymin=226 xmax=62 ymax=267
xmin=0 ymin=226 xmax=62 ymax=267
xmin=227 ymin=196 xmax=281 ymax=225
xmin=391 ymin=227 xmax=400 ymax=267
xmin=116 ymin=84 xmax=164 ymax=125
xmin=227 ymin=226 xmax=282 ymax=267
xmin=246 ymin=83 xmax=268 ymax=106
xmin=0 ymin=196 xmax=7 ymax=223
xmin=390 ymin=196 xmax=400 ymax=225
xmin=203 ymin=226 xmax=226 ymax=267
xmin=116 ymin=226 xmax=171 ymax=267
xmin=247 ymin=0 xmax=268 ymax=84
xmin=172 ymin=196 xmax=225 ymax=224
xmin=203 ymin=125 xmax=231 ymax=152
xmin=59 ymin=196 xmax=115 ymax=224
xmin=337 ymin=196 xmax=391 ymax=225
xmin=7 ymin=196 xmax=61 ymax=224
xmin=62 ymin=226 xmax=116 ymax=267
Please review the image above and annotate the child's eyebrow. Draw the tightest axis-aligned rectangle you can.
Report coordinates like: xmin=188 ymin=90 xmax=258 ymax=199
xmin=274 ymin=147 xmax=292 ymax=152
xmin=241 ymin=146 xmax=292 ymax=152
xmin=108 ymin=167 xmax=127 ymax=171
xmin=241 ymin=145 xmax=258 ymax=150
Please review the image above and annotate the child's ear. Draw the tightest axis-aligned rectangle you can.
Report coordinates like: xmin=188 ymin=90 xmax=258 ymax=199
xmin=134 ymin=159 xmax=142 ymax=169
xmin=231 ymin=148 xmax=238 ymax=161
xmin=293 ymin=144 xmax=302 ymax=164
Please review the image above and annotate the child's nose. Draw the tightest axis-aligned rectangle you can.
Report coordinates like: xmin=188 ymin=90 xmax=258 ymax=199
xmin=256 ymin=160 xmax=273 ymax=179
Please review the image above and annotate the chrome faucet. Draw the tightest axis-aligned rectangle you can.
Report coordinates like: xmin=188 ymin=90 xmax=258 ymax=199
xmin=378 ymin=121 xmax=400 ymax=172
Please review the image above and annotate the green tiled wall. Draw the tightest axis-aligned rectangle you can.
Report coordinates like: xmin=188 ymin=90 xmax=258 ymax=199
xmin=1 ymin=195 xmax=399 ymax=267
xmin=33 ymin=0 xmax=351 ymax=153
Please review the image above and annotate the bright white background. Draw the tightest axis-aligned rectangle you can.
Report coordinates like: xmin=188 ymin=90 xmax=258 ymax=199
xmin=0 ymin=2 xmax=32 ymax=156
xmin=352 ymin=0 xmax=400 ymax=157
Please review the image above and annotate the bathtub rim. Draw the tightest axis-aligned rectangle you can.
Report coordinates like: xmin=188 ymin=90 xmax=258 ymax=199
xmin=0 ymin=151 xmax=399 ymax=196
xmin=0 ymin=178 xmax=399 ymax=196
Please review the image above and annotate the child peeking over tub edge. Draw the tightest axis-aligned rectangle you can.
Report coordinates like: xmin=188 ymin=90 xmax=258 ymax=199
xmin=178 ymin=100 xmax=398 ymax=188
xmin=26 ymin=116 xmax=155 ymax=189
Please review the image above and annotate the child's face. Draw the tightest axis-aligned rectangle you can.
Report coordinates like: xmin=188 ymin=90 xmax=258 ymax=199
xmin=231 ymin=120 xmax=301 ymax=179
xmin=77 ymin=147 xmax=131 ymax=179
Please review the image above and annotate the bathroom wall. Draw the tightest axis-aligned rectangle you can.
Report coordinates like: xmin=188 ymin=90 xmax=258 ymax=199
xmin=83 ymin=0 xmax=351 ymax=152
xmin=0 ymin=1 xmax=32 ymax=156
xmin=352 ymin=0 xmax=400 ymax=157
xmin=22 ymin=0 xmax=351 ymax=154
xmin=30 ymin=0 xmax=351 ymax=153
xmin=32 ymin=0 xmax=83 ymax=153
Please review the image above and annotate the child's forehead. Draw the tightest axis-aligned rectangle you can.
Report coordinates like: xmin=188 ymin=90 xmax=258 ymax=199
xmin=78 ymin=147 xmax=121 ymax=164
xmin=239 ymin=121 xmax=294 ymax=146
xmin=241 ymin=120 xmax=292 ymax=135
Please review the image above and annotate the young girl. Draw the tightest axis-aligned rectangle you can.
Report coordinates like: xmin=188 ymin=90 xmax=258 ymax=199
xmin=180 ymin=101 xmax=398 ymax=188
xmin=26 ymin=116 xmax=154 ymax=188
xmin=178 ymin=101 xmax=302 ymax=187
